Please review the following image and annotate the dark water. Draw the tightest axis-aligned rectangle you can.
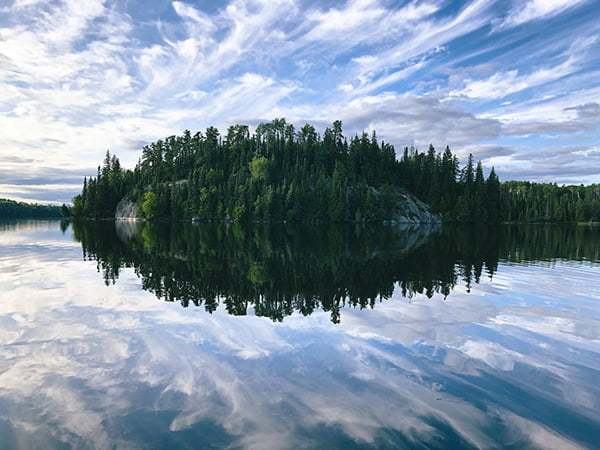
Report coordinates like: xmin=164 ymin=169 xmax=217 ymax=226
xmin=0 ymin=220 xmax=598 ymax=449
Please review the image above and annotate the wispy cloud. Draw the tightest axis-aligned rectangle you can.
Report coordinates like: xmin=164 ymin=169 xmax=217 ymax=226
xmin=496 ymin=0 xmax=589 ymax=29
xmin=449 ymin=57 xmax=577 ymax=100
xmin=0 ymin=0 xmax=599 ymax=203
xmin=137 ymin=0 xmax=297 ymax=98
xmin=311 ymin=0 xmax=494 ymax=98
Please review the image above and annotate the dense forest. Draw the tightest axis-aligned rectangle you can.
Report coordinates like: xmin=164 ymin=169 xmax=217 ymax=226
xmin=69 ymin=118 xmax=600 ymax=223
xmin=73 ymin=221 xmax=599 ymax=323
xmin=0 ymin=198 xmax=61 ymax=219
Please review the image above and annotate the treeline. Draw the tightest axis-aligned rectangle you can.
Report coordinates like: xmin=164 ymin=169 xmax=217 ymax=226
xmin=72 ymin=221 xmax=599 ymax=322
xmin=398 ymin=146 xmax=600 ymax=222
xmin=0 ymin=198 xmax=61 ymax=219
xmin=70 ymin=118 xmax=600 ymax=223
xmin=500 ymin=181 xmax=600 ymax=223
xmin=70 ymin=152 xmax=134 ymax=219
xmin=399 ymin=146 xmax=501 ymax=222
xmin=73 ymin=120 xmax=407 ymax=221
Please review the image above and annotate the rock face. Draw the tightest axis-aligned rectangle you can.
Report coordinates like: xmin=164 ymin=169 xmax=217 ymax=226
xmin=390 ymin=193 xmax=442 ymax=224
xmin=115 ymin=198 xmax=139 ymax=220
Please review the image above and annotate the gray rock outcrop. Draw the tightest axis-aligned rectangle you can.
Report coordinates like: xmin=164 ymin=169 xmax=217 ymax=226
xmin=115 ymin=198 xmax=139 ymax=220
xmin=390 ymin=193 xmax=442 ymax=224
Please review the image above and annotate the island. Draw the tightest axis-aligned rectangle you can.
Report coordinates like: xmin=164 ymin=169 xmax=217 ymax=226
xmin=67 ymin=119 xmax=600 ymax=224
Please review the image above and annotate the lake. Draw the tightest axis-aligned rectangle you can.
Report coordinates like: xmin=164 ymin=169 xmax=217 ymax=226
xmin=0 ymin=220 xmax=598 ymax=449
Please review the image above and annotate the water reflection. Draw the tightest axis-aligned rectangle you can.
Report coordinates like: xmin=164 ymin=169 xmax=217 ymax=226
xmin=0 ymin=221 xmax=599 ymax=449
xmin=72 ymin=221 xmax=599 ymax=322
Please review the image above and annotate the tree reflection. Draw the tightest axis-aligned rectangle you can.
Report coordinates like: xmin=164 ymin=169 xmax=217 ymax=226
xmin=72 ymin=221 xmax=599 ymax=322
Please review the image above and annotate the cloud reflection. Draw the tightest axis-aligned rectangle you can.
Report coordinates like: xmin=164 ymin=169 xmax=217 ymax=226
xmin=0 ymin=222 xmax=598 ymax=448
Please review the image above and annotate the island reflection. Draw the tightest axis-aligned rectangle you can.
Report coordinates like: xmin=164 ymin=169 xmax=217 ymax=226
xmin=72 ymin=221 xmax=599 ymax=322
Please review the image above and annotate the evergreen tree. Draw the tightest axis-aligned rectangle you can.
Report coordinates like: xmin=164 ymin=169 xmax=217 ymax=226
xmin=69 ymin=119 xmax=599 ymax=224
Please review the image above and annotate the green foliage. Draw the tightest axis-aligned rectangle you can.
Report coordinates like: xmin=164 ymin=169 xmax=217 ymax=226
xmin=500 ymin=181 xmax=600 ymax=223
xmin=398 ymin=147 xmax=501 ymax=223
xmin=0 ymin=198 xmax=61 ymax=219
xmin=140 ymin=191 xmax=159 ymax=219
xmin=70 ymin=119 xmax=600 ymax=224
xmin=71 ymin=150 xmax=133 ymax=219
xmin=60 ymin=204 xmax=72 ymax=217
xmin=249 ymin=156 xmax=271 ymax=181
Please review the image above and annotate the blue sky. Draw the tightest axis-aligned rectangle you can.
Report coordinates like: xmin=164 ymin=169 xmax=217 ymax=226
xmin=0 ymin=0 xmax=599 ymax=204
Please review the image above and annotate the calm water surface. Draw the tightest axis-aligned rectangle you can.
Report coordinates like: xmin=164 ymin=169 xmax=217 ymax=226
xmin=0 ymin=220 xmax=599 ymax=449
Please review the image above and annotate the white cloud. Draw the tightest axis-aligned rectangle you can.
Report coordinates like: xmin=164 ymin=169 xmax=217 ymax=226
xmin=482 ymin=143 xmax=600 ymax=185
xmin=490 ymin=84 xmax=600 ymax=128
xmin=303 ymin=0 xmax=441 ymax=47
xmin=448 ymin=31 xmax=598 ymax=102
xmin=303 ymin=0 xmax=492 ymax=97
xmin=333 ymin=93 xmax=501 ymax=149
xmin=11 ymin=0 xmax=46 ymax=7
xmin=450 ymin=59 xmax=575 ymax=100
xmin=137 ymin=0 xmax=296 ymax=98
xmin=497 ymin=0 xmax=589 ymax=29
xmin=172 ymin=1 xmax=219 ymax=35
xmin=304 ymin=0 xmax=389 ymax=40
xmin=0 ymin=0 xmax=599 ymax=203
xmin=1 ymin=224 xmax=599 ymax=448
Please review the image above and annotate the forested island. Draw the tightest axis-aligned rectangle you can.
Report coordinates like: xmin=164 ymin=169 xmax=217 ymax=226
xmin=68 ymin=118 xmax=600 ymax=223
xmin=0 ymin=198 xmax=61 ymax=219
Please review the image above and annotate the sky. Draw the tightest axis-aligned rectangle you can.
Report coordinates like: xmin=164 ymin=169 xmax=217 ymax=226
xmin=0 ymin=0 xmax=599 ymax=205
